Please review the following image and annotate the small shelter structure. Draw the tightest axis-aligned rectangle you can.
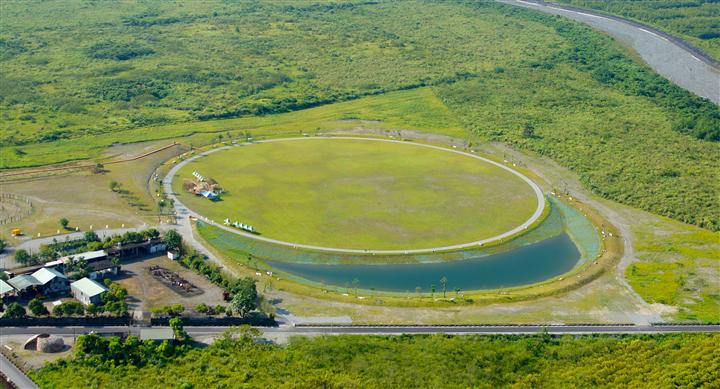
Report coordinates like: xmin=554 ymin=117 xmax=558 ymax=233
xmin=24 ymin=334 xmax=65 ymax=353
xmin=140 ymin=328 xmax=175 ymax=343
xmin=7 ymin=274 xmax=42 ymax=295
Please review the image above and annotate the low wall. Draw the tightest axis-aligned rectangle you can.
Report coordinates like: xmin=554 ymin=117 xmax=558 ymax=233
xmin=0 ymin=316 xmax=132 ymax=327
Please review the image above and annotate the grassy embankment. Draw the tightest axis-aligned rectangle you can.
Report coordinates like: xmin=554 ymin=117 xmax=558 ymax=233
xmin=31 ymin=332 xmax=720 ymax=388
xmin=0 ymin=87 xmax=467 ymax=169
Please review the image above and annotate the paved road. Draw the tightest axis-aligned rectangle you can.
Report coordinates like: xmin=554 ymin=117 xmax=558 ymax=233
xmin=0 ymin=352 xmax=39 ymax=389
xmin=163 ymin=137 xmax=546 ymax=255
xmin=498 ymin=0 xmax=720 ymax=104
xmin=2 ymin=324 xmax=719 ymax=337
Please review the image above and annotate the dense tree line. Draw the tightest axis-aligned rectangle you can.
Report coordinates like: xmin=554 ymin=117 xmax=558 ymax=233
xmin=32 ymin=332 xmax=720 ymax=388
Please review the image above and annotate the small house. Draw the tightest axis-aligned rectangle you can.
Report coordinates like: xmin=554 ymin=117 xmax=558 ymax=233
xmin=70 ymin=277 xmax=108 ymax=306
xmin=31 ymin=267 xmax=69 ymax=294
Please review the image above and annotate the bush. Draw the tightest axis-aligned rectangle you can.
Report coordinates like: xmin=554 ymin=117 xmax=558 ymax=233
xmin=89 ymin=78 xmax=170 ymax=102
xmin=15 ymin=249 xmax=32 ymax=264
xmin=86 ymin=42 xmax=155 ymax=61
xmin=195 ymin=303 xmax=209 ymax=314
xmin=53 ymin=301 xmax=85 ymax=317
xmin=4 ymin=302 xmax=26 ymax=319
xmin=151 ymin=304 xmax=185 ymax=317
xmin=28 ymin=298 xmax=49 ymax=316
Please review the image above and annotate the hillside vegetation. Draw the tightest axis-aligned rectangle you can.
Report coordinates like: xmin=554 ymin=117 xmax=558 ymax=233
xmin=555 ymin=0 xmax=720 ymax=60
xmin=32 ymin=331 xmax=720 ymax=388
xmin=433 ymin=7 xmax=720 ymax=230
xmin=0 ymin=0 xmax=557 ymax=151
xmin=1 ymin=0 xmax=718 ymax=230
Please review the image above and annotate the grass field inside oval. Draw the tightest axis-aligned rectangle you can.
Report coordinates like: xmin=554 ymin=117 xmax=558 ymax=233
xmin=172 ymin=138 xmax=538 ymax=251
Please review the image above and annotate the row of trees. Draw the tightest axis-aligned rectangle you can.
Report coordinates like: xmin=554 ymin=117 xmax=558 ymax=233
xmin=14 ymin=228 xmax=165 ymax=266
xmin=33 ymin=331 xmax=720 ymax=388
xmin=176 ymin=250 xmax=258 ymax=317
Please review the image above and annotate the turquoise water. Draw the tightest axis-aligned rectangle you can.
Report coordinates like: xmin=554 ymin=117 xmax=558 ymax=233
xmin=266 ymin=233 xmax=580 ymax=292
xmin=198 ymin=195 xmax=601 ymax=292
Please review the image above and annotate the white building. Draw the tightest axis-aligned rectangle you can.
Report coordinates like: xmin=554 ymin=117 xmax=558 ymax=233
xmin=70 ymin=277 xmax=108 ymax=306
xmin=31 ymin=267 xmax=69 ymax=294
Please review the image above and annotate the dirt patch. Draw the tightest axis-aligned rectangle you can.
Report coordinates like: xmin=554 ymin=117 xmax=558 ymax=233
xmin=116 ymin=255 xmax=225 ymax=311
xmin=148 ymin=265 xmax=203 ymax=297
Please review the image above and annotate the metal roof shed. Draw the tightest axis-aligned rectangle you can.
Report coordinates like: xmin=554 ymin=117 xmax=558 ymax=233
xmin=71 ymin=277 xmax=108 ymax=298
xmin=0 ymin=279 xmax=15 ymax=296
xmin=32 ymin=267 xmax=67 ymax=285
xmin=8 ymin=274 xmax=41 ymax=291
xmin=140 ymin=328 xmax=175 ymax=341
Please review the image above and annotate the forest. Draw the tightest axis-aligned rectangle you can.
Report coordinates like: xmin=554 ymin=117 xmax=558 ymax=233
xmin=0 ymin=0 xmax=718 ymax=231
xmin=555 ymin=0 xmax=720 ymax=60
xmin=31 ymin=330 xmax=720 ymax=388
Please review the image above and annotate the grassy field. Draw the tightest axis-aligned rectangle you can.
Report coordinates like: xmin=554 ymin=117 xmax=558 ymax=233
xmin=0 ymin=87 xmax=466 ymax=168
xmin=555 ymin=0 xmax=720 ymax=60
xmin=627 ymin=217 xmax=720 ymax=323
xmin=173 ymin=138 xmax=538 ymax=250
xmin=0 ymin=0 xmax=547 ymax=158
xmin=0 ymin=140 xmax=181 ymax=243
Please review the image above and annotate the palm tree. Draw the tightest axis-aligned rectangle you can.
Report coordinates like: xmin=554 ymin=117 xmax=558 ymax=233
xmin=351 ymin=278 xmax=360 ymax=297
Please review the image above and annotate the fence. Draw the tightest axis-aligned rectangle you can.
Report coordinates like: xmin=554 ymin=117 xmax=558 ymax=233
xmin=0 ymin=193 xmax=33 ymax=225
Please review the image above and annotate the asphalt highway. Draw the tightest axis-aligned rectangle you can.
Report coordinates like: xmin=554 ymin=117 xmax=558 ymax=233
xmin=498 ymin=0 xmax=720 ymax=103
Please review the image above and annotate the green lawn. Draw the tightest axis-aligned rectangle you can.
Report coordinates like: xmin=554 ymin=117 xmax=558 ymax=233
xmin=173 ymin=138 xmax=538 ymax=250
